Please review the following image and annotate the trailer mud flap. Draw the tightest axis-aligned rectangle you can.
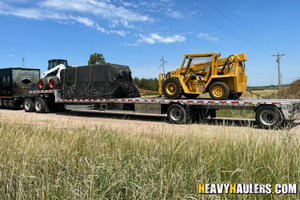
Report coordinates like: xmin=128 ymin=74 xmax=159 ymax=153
xmin=43 ymin=100 xmax=54 ymax=113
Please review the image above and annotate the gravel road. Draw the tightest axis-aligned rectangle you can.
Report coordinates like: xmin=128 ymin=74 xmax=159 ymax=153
xmin=1 ymin=108 xmax=299 ymax=136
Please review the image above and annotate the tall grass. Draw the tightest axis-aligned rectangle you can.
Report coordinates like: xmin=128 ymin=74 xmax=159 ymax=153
xmin=0 ymin=119 xmax=299 ymax=199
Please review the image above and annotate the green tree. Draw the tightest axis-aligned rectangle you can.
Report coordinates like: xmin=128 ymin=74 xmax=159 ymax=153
xmin=88 ymin=53 xmax=106 ymax=65
xmin=133 ymin=77 xmax=140 ymax=86
xmin=133 ymin=77 xmax=159 ymax=91
xmin=139 ymin=78 xmax=148 ymax=89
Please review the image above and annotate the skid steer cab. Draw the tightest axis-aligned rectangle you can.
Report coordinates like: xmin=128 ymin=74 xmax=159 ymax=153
xmin=38 ymin=59 xmax=69 ymax=90
xmin=158 ymin=52 xmax=247 ymax=100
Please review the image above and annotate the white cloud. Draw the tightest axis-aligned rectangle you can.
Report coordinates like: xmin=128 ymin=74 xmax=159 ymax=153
xmin=69 ymin=15 xmax=108 ymax=33
xmin=198 ymin=33 xmax=219 ymax=43
xmin=0 ymin=0 xmax=187 ymax=42
xmin=0 ymin=0 xmax=153 ymax=34
xmin=166 ymin=9 xmax=184 ymax=19
xmin=121 ymin=42 xmax=139 ymax=46
xmin=110 ymin=30 xmax=126 ymax=36
xmin=138 ymin=33 xmax=186 ymax=44
xmin=70 ymin=16 xmax=94 ymax=27
xmin=95 ymin=24 xmax=107 ymax=33
xmin=0 ymin=2 xmax=67 ymax=20
xmin=39 ymin=0 xmax=153 ymax=24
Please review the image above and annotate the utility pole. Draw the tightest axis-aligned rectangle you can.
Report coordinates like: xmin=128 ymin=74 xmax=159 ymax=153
xmin=158 ymin=56 xmax=167 ymax=97
xmin=272 ymin=52 xmax=285 ymax=91
xmin=159 ymin=56 xmax=166 ymax=75
xmin=22 ymin=58 xmax=25 ymax=68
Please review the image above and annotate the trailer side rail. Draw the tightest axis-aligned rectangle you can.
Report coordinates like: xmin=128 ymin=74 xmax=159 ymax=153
xmin=29 ymin=90 xmax=300 ymax=122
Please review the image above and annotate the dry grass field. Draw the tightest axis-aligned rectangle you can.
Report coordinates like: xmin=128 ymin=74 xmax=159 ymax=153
xmin=1 ymin=83 xmax=300 ymax=199
xmin=0 ymin=111 xmax=299 ymax=199
xmin=241 ymin=90 xmax=278 ymax=99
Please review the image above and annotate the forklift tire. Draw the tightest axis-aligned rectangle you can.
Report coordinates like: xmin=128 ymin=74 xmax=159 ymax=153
xmin=38 ymin=78 xmax=48 ymax=90
xmin=23 ymin=98 xmax=34 ymax=112
xmin=162 ymin=78 xmax=183 ymax=99
xmin=34 ymin=97 xmax=45 ymax=113
xmin=49 ymin=77 xmax=60 ymax=89
xmin=209 ymin=82 xmax=229 ymax=100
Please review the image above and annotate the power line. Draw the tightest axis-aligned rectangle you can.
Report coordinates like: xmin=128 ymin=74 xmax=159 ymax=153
xmin=176 ymin=0 xmax=273 ymax=55
xmin=216 ymin=0 xmax=279 ymax=52
xmin=285 ymin=55 xmax=299 ymax=62
xmin=204 ymin=0 xmax=277 ymax=52
xmin=176 ymin=0 xmax=300 ymax=72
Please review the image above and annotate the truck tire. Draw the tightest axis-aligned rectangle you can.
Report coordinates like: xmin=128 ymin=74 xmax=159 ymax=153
xmin=255 ymin=106 xmax=283 ymax=129
xmin=167 ymin=104 xmax=187 ymax=124
xmin=162 ymin=78 xmax=183 ymax=99
xmin=38 ymin=78 xmax=48 ymax=90
xmin=23 ymin=98 xmax=34 ymax=112
xmin=34 ymin=97 xmax=45 ymax=113
xmin=209 ymin=82 xmax=229 ymax=100
xmin=49 ymin=77 xmax=60 ymax=89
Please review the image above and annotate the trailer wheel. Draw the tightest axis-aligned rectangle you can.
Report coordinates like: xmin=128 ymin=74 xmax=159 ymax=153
xmin=162 ymin=78 xmax=183 ymax=99
xmin=255 ymin=106 xmax=283 ymax=129
xmin=23 ymin=98 xmax=34 ymax=112
xmin=34 ymin=97 xmax=45 ymax=113
xmin=167 ymin=104 xmax=187 ymax=124
xmin=209 ymin=82 xmax=229 ymax=100
xmin=38 ymin=78 xmax=48 ymax=90
xmin=49 ymin=77 xmax=60 ymax=89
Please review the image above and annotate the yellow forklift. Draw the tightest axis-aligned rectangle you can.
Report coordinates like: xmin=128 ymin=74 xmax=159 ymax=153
xmin=158 ymin=52 xmax=247 ymax=100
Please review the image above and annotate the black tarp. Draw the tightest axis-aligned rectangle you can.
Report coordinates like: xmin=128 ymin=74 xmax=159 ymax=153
xmin=60 ymin=64 xmax=140 ymax=99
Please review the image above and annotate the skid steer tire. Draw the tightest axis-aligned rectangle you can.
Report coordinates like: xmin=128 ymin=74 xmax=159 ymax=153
xmin=162 ymin=78 xmax=183 ymax=99
xmin=49 ymin=77 xmax=60 ymax=89
xmin=209 ymin=82 xmax=229 ymax=100
xmin=38 ymin=78 xmax=48 ymax=90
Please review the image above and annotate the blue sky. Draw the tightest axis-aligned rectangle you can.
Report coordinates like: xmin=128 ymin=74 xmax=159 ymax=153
xmin=0 ymin=0 xmax=299 ymax=86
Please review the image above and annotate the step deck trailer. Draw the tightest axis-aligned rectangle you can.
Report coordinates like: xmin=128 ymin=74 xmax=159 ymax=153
xmin=27 ymin=89 xmax=300 ymax=129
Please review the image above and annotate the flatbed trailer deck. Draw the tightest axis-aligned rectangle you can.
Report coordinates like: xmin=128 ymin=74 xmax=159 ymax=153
xmin=26 ymin=89 xmax=300 ymax=129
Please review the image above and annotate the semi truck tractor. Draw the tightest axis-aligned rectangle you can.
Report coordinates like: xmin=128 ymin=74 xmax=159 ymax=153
xmin=0 ymin=68 xmax=40 ymax=107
